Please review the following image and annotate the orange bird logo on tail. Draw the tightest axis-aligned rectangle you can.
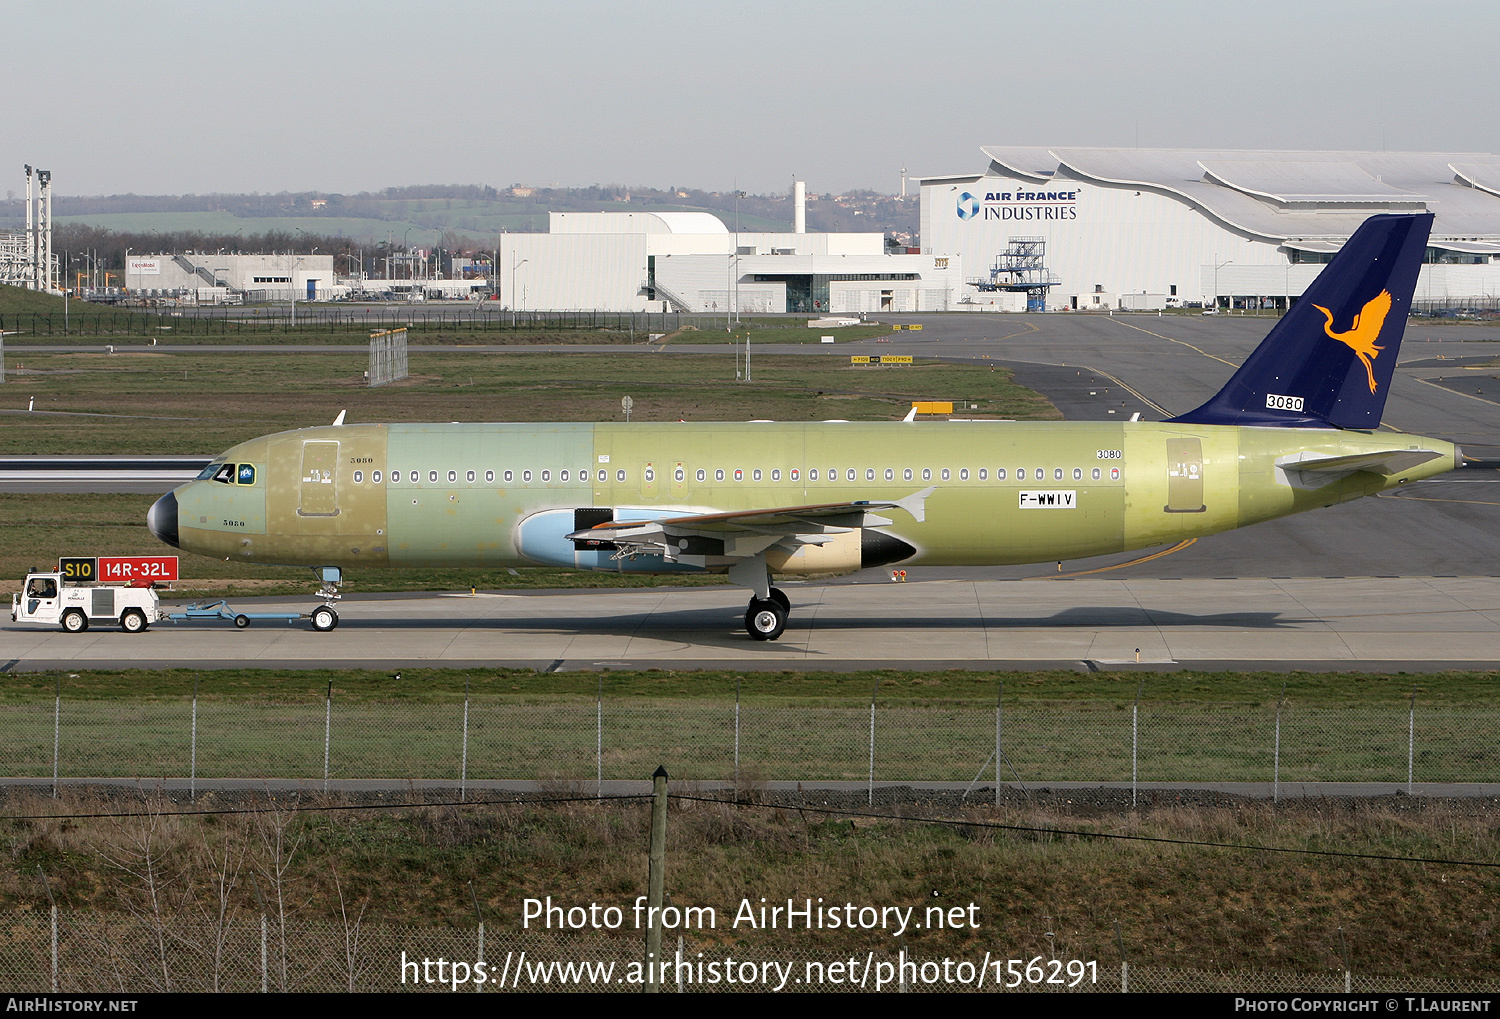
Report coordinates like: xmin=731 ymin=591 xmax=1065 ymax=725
xmin=1313 ymin=289 xmax=1391 ymax=394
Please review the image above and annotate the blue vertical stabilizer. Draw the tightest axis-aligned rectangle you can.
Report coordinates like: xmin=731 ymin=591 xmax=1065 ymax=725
xmin=1168 ymin=212 xmax=1432 ymax=429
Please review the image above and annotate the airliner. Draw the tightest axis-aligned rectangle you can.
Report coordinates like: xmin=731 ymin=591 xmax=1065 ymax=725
xmin=147 ymin=213 xmax=1457 ymax=639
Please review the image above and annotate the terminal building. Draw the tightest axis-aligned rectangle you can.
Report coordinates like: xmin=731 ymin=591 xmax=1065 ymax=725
xmin=918 ymin=147 xmax=1500 ymax=311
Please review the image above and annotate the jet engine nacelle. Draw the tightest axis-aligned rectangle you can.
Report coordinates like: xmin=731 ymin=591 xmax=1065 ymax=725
xmin=766 ymin=528 xmax=915 ymax=576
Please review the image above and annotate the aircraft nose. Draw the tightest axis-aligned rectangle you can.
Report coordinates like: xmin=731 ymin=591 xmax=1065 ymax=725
xmin=147 ymin=491 xmax=180 ymax=548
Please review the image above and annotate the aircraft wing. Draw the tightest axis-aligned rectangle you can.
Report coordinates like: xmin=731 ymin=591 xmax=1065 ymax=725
xmin=565 ymin=486 xmax=936 ymax=562
xmin=1276 ymin=449 xmax=1445 ymax=489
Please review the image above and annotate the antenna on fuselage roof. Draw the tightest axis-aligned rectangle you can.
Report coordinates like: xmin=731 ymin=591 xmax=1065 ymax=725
xmin=331 ymin=410 xmax=346 ymax=426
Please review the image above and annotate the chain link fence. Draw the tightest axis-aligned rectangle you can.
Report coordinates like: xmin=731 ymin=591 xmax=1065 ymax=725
xmin=6 ymin=679 xmax=1499 ymax=795
xmin=4 ymin=910 xmax=1497 ymax=993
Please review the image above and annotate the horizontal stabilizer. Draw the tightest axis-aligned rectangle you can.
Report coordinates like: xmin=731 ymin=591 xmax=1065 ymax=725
xmin=1276 ymin=448 xmax=1445 ymax=489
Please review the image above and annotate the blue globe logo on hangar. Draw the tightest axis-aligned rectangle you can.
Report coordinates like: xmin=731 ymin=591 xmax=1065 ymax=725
xmin=956 ymin=192 xmax=980 ymax=220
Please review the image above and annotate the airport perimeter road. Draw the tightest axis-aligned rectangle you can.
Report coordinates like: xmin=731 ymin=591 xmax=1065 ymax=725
xmin=5 ymin=575 xmax=1499 ymax=673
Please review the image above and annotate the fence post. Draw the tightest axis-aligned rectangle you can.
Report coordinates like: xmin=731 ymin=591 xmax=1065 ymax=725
xmin=323 ymin=682 xmax=332 ymax=794
xmin=995 ymin=680 xmax=1003 ymax=807
xmin=470 ymin=882 xmax=485 ymax=994
xmin=52 ymin=676 xmax=60 ymax=799
xmin=1275 ymin=680 xmax=1286 ymax=803
xmin=646 ymin=765 xmax=669 ymax=992
xmin=1408 ymin=684 xmax=1417 ymax=795
xmin=1131 ymin=677 xmax=1145 ymax=806
xmin=461 ymin=677 xmax=470 ymax=804
xmin=38 ymin=868 xmax=57 ymax=991
xmin=597 ymin=676 xmax=604 ymax=798
xmin=869 ymin=679 xmax=881 ymax=806
xmin=1116 ymin=921 xmax=1127 ymax=994
xmin=190 ymin=675 xmax=198 ymax=801
xmin=734 ymin=677 xmax=741 ymax=796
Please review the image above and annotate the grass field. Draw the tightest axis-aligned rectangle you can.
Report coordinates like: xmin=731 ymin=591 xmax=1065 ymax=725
xmin=3 ymin=667 xmax=1496 ymax=785
xmin=3 ymin=789 xmax=1498 ymax=982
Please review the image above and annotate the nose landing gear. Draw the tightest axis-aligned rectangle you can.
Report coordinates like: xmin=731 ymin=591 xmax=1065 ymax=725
xmin=310 ymin=566 xmax=342 ymax=633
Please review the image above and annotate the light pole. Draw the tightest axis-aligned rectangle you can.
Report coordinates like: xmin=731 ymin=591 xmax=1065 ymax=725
xmin=733 ymin=189 xmax=744 ymax=325
xmin=1213 ymin=258 xmax=1233 ymax=311
xmin=512 ymin=256 xmax=528 ymax=313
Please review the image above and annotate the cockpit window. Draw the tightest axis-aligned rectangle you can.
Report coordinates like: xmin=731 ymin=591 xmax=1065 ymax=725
xmin=211 ymin=463 xmax=236 ymax=484
xmin=197 ymin=461 xmax=226 ymax=481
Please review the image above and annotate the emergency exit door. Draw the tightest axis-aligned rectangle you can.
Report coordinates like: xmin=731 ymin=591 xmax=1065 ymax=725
xmin=1164 ymin=437 xmax=1206 ymax=513
xmin=299 ymin=441 xmax=341 ymax=517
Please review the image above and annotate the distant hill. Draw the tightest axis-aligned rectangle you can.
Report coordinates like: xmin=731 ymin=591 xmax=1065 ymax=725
xmin=1 ymin=183 xmax=918 ymax=249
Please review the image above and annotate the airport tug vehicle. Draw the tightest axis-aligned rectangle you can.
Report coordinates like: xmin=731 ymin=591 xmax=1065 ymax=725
xmin=11 ymin=556 xmax=175 ymax=633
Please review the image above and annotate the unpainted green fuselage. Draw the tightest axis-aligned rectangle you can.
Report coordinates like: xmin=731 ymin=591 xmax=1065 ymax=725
xmin=163 ymin=420 xmax=1457 ymax=575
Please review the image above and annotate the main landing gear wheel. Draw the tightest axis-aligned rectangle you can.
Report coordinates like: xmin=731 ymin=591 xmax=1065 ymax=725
xmin=745 ymin=598 xmax=788 ymax=641
xmin=61 ymin=609 xmax=88 ymax=634
xmin=310 ymin=606 xmax=339 ymax=632
xmin=120 ymin=609 xmax=148 ymax=634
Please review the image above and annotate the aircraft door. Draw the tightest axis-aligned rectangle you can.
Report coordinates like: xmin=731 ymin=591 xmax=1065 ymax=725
xmin=299 ymin=441 xmax=341 ymax=517
xmin=1164 ymin=437 xmax=1206 ymax=513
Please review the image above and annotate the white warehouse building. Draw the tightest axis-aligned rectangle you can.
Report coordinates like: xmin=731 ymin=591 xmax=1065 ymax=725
xmin=918 ymin=147 xmax=1500 ymax=311
xmin=124 ymin=253 xmax=336 ymax=301
xmin=498 ymin=211 xmax=960 ymax=314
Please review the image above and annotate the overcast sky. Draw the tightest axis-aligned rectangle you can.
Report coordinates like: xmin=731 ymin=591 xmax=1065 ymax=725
xmin=6 ymin=0 xmax=1498 ymax=198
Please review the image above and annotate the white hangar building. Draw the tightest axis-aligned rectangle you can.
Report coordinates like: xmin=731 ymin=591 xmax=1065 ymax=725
xmin=918 ymin=147 xmax=1500 ymax=311
xmin=497 ymin=211 xmax=961 ymax=314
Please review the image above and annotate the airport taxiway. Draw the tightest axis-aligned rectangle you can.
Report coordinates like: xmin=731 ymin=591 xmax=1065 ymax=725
xmin=5 ymin=574 xmax=1499 ymax=673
